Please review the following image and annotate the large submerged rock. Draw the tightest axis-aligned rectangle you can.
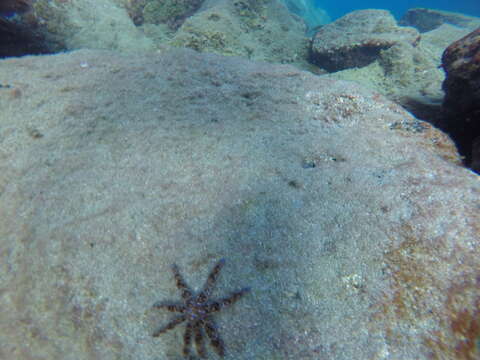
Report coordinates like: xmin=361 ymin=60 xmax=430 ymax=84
xmin=0 ymin=49 xmax=479 ymax=360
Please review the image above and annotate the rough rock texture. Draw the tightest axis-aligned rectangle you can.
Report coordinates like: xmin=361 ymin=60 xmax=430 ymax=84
xmin=310 ymin=9 xmax=420 ymax=72
xmin=400 ymin=7 xmax=480 ymax=33
xmin=442 ymin=27 xmax=480 ymax=172
xmin=0 ymin=49 xmax=479 ymax=360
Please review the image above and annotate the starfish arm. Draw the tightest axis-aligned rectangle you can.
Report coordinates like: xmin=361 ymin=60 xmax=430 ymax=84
xmin=171 ymin=263 xmax=193 ymax=299
xmin=182 ymin=321 xmax=193 ymax=356
xmin=204 ymin=318 xmax=225 ymax=357
xmin=206 ymin=287 xmax=251 ymax=313
xmin=194 ymin=321 xmax=207 ymax=359
xmin=221 ymin=287 xmax=251 ymax=307
xmin=152 ymin=302 xmax=186 ymax=313
xmin=199 ymin=258 xmax=225 ymax=302
xmin=152 ymin=314 xmax=186 ymax=337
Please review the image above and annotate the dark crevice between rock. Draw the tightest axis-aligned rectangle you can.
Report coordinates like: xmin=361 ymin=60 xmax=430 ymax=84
xmin=441 ymin=109 xmax=480 ymax=173
xmin=308 ymin=43 xmax=390 ymax=73
xmin=0 ymin=0 xmax=52 ymax=58
xmin=390 ymin=89 xmax=480 ymax=174
xmin=0 ymin=17 xmax=51 ymax=58
xmin=440 ymin=27 xmax=480 ymax=174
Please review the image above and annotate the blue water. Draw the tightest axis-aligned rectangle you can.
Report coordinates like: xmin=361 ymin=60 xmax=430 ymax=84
xmin=316 ymin=0 xmax=480 ymax=20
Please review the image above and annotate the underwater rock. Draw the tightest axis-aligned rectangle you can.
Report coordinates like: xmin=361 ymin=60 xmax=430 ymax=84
xmin=441 ymin=27 xmax=480 ymax=172
xmin=400 ymin=7 xmax=480 ymax=33
xmin=310 ymin=9 xmax=420 ymax=72
xmin=0 ymin=48 xmax=478 ymax=360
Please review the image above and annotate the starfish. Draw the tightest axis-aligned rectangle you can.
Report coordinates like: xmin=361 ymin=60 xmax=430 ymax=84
xmin=152 ymin=258 xmax=250 ymax=358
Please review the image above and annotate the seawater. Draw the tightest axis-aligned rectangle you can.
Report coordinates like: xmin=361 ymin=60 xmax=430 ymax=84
xmin=314 ymin=0 xmax=480 ymax=20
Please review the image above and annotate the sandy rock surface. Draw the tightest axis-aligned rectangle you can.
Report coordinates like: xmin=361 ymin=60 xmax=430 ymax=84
xmin=0 ymin=48 xmax=479 ymax=360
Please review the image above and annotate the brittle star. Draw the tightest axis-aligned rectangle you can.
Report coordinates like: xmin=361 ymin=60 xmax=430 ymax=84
xmin=152 ymin=258 xmax=250 ymax=358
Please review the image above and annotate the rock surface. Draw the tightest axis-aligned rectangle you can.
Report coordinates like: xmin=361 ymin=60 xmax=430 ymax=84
xmin=310 ymin=9 xmax=420 ymax=72
xmin=0 ymin=49 xmax=479 ymax=360
xmin=400 ymin=7 xmax=480 ymax=33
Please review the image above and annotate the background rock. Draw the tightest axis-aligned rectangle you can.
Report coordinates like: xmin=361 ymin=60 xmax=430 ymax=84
xmin=281 ymin=0 xmax=330 ymax=35
xmin=141 ymin=0 xmax=204 ymax=29
xmin=307 ymin=9 xmax=479 ymax=139
xmin=0 ymin=48 xmax=478 ymax=360
xmin=3 ymin=0 xmax=309 ymax=66
xmin=167 ymin=0 xmax=309 ymax=65
xmin=322 ymin=22 xmax=474 ymax=129
xmin=28 ymin=0 xmax=154 ymax=52
xmin=400 ymin=7 xmax=480 ymax=33
xmin=17 ymin=0 xmax=309 ymax=67
xmin=310 ymin=9 xmax=420 ymax=72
